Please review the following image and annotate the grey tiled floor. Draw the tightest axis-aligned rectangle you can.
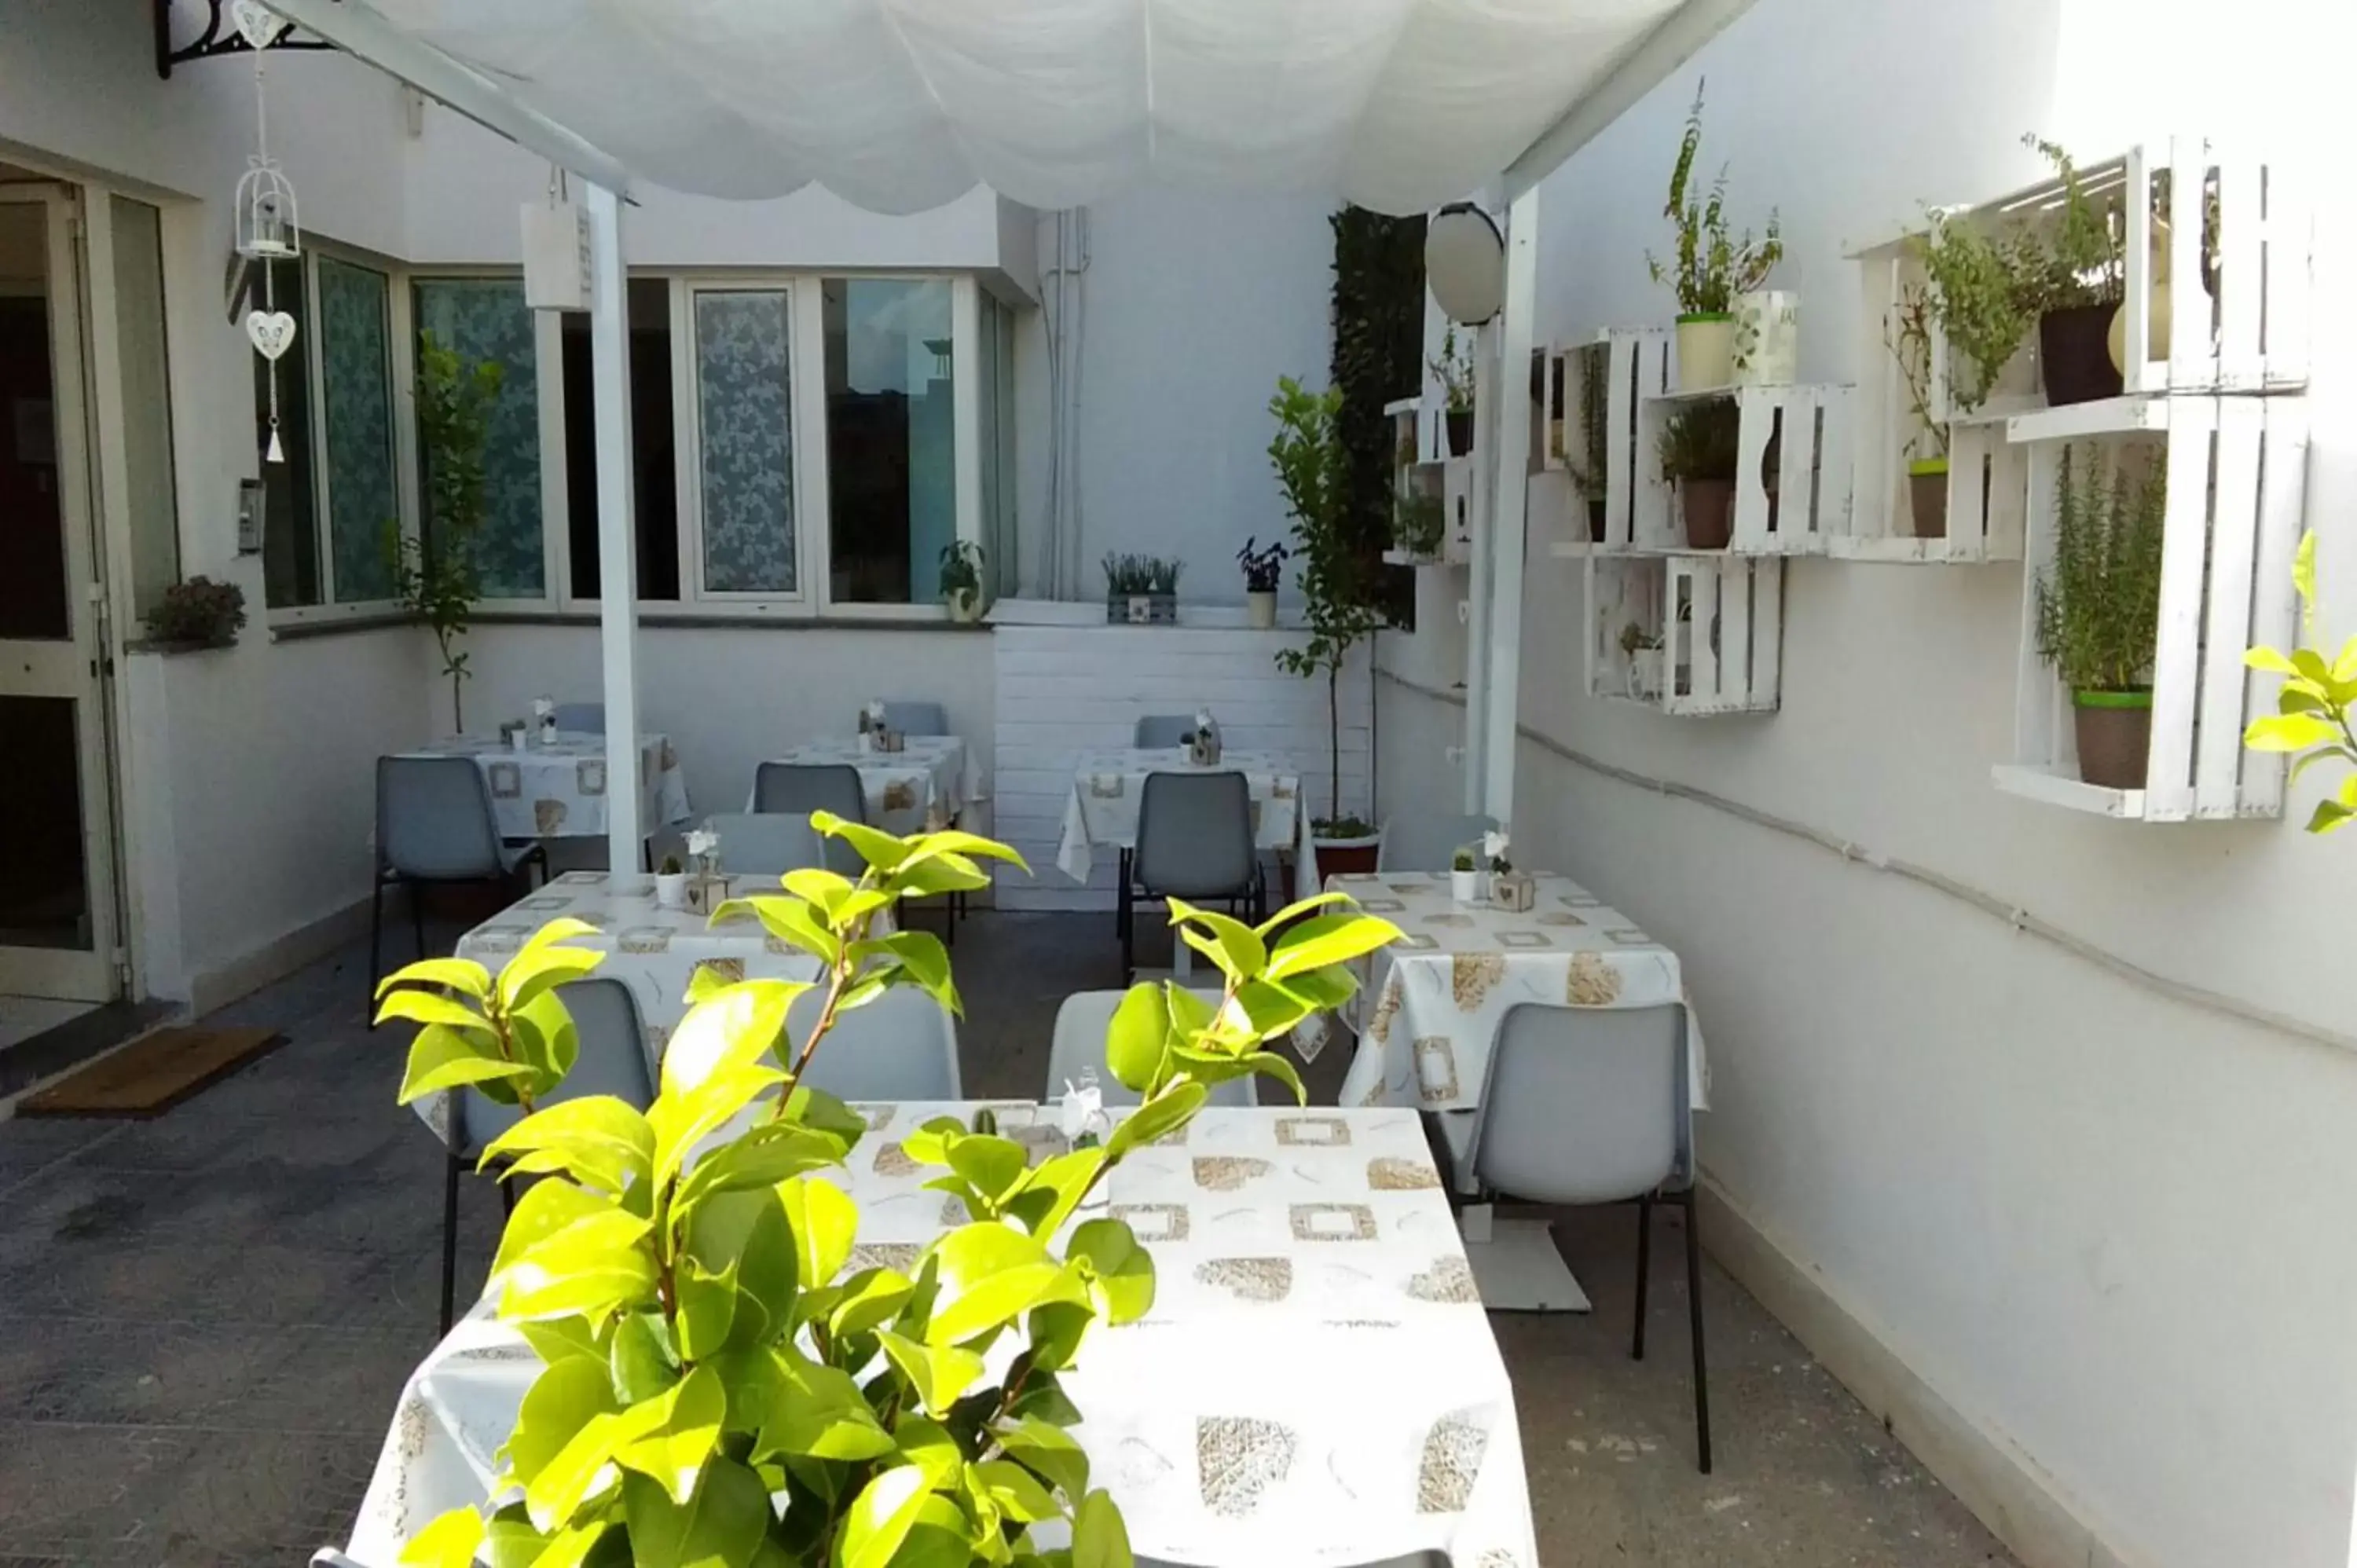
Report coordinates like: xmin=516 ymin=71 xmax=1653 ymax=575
xmin=0 ymin=911 xmax=2016 ymax=1566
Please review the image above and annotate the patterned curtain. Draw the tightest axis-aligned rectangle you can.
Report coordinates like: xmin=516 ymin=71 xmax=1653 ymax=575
xmin=694 ymin=289 xmax=796 ymax=594
xmin=317 ymin=258 xmax=397 ymax=603
xmin=412 ymin=278 xmax=544 ymax=598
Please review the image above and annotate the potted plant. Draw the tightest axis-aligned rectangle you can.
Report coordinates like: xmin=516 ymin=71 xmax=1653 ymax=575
xmin=939 ymin=539 xmax=986 ymax=623
xmin=141 ymin=576 xmax=247 ymax=651
xmin=1647 ymin=82 xmax=1783 ymax=391
xmin=1146 ymin=555 xmax=1182 ymax=622
xmin=1102 ymin=552 xmax=1151 ymax=624
xmin=1269 ymin=376 xmax=1384 ymax=874
xmin=1886 ymin=282 xmax=1950 ymax=539
xmin=388 ymin=332 xmax=500 ymax=733
xmin=1430 ymin=324 xmax=1476 ymax=456
xmin=2019 ymin=137 xmax=2126 ymax=407
xmin=1450 ymin=845 xmax=1481 ymax=903
xmin=2033 ymin=449 xmax=2165 ymax=789
xmin=1237 ymin=537 xmax=1287 ymax=628
xmin=1621 ymin=621 xmax=1664 ymax=700
xmin=1657 ymin=397 xmax=1740 ymax=550
xmin=653 ymin=852 xmax=687 ymax=910
xmin=1562 ymin=345 xmax=1611 ymax=541
xmin=1393 ymin=493 xmax=1445 ymax=561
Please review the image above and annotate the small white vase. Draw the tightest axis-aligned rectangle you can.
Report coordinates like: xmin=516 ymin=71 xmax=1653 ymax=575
xmin=1731 ymin=291 xmax=1798 ymax=386
xmin=654 ymin=873 xmax=688 ymax=910
xmin=1626 ymin=648 xmax=1662 ymax=701
xmin=1245 ymin=590 xmax=1277 ymax=629
xmin=1450 ymin=869 xmax=1481 ymax=903
xmin=1674 ymin=314 xmax=1736 ymax=390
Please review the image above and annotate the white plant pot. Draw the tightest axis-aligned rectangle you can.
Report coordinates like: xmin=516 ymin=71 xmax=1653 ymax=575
xmin=1245 ymin=590 xmax=1277 ymax=629
xmin=1450 ymin=869 xmax=1482 ymax=903
xmin=654 ymin=873 xmax=689 ymax=910
xmin=1731 ymin=291 xmax=1799 ymax=386
xmin=1673 ymin=314 xmax=1736 ymax=390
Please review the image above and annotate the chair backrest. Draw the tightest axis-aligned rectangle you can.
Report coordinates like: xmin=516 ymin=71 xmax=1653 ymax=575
xmin=454 ymin=977 xmax=654 ymax=1156
xmin=755 ymin=761 xmax=868 ymax=822
xmin=702 ymin=813 xmax=828 ymax=881
xmin=1045 ymin=989 xmax=1259 ymax=1108
xmin=1135 ymin=771 xmax=1255 ymax=897
xmin=790 ymin=985 xmax=961 ymax=1101
xmin=1132 ymin=713 xmax=1196 ymax=749
xmin=1472 ymin=1002 xmax=1688 ymax=1206
xmin=880 ymin=701 xmax=949 ymax=737
xmin=1377 ymin=811 xmax=1500 ymax=874
xmin=553 ymin=702 xmax=606 ymax=735
xmin=377 ymin=755 xmax=507 ymax=881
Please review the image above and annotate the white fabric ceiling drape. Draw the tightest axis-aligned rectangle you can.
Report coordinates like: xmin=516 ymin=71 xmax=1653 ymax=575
xmin=366 ymin=0 xmax=1680 ymax=213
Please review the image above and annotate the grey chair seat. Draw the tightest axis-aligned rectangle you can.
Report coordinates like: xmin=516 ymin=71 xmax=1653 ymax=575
xmin=1377 ymin=811 xmax=1500 ymax=874
xmin=700 ymin=812 xmax=828 ymax=881
xmin=1132 ymin=713 xmax=1197 ymax=749
xmin=552 ymin=702 xmax=606 ymax=734
xmin=879 ymin=700 xmax=949 ymax=737
xmin=788 ymin=985 xmax=961 ymax=1101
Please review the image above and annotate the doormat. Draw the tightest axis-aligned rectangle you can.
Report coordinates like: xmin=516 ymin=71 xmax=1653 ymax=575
xmin=16 ymin=1027 xmax=284 ymax=1118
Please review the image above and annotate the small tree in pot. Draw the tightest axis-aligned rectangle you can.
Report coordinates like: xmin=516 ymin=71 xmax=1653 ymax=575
xmin=390 ymin=331 xmax=500 ymax=734
xmin=1656 ymin=397 xmax=1741 ymax=550
xmin=2035 ymin=449 xmax=2165 ymax=788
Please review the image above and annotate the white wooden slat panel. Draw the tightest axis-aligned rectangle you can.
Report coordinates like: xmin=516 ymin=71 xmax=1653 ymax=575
xmin=2122 ymin=143 xmax=2156 ymax=393
xmin=1688 ymin=564 xmax=1721 ymax=705
xmin=1721 ymin=558 xmax=1752 ymax=704
xmin=2016 ymin=445 xmax=2064 ymax=769
xmin=1754 ymin=559 xmax=1782 ymax=707
xmin=2242 ymin=401 xmax=2308 ymax=815
xmin=2146 ymin=400 xmax=2217 ymax=819
xmin=2193 ymin=401 xmax=2264 ymax=813
xmin=2262 ymin=157 xmax=2310 ymax=390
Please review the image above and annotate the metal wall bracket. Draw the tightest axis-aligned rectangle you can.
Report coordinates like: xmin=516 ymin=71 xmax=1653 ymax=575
xmin=155 ymin=0 xmax=333 ymax=79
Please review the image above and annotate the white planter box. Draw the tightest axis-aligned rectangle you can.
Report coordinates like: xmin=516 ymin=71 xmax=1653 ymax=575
xmin=1585 ymin=554 xmax=1782 ymax=717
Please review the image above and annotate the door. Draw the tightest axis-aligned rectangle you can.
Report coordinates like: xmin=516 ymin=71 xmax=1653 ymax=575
xmin=0 ymin=186 xmax=119 ymax=1001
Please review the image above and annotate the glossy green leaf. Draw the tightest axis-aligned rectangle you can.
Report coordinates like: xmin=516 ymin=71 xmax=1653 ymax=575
xmin=999 ymin=1416 xmax=1090 ymax=1500
xmin=827 ymin=1266 xmax=915 ymax=1339
xmin=526 ymin=1394 xmax=662 ymax=1530
xmin=517 ymin=1315 xmax=604 ymax=1368
xmin=2245 ymin=644 xmax=2300 ymax=676
xmin=481 ymin=1504 xmax=551 ymax=1568
xmin=1017 ymin=1146 xmax=1109 ymax=1239
xmin=778 ymin=1174 xmax=858 ymax=1288
xmin=672 ymin=1256 xmax=739 ymax=1363
xmin=723 ymin=896 xmax=840 ymax=966
xmin=650 ymin=1064 xmax=787 ymax=1189
xmin=972 ymin=1460 xmax=1061 ymax=1522
xmin=662 ymin=980 xmax=804 ymax=1098
xmin=482 ymin=1096 xmax=654 ymax=1195
xmin=2308 ymin=796 xmax=2355 ymax=833
xmin=1107 ymin=1081 xmax=1205 ymax=1159
xmin=497 ymin=936 xmax=606 ymax=1015
xmin=1066 ymin=1218 xmax=1156 ymax=1324
xmin=508 ymin=988 xmax=583 ymax=1097
xmin=1021 ymin=1299 xmax=1095 ymax=1374
xmin=779 ymin=1084 xmax=870 ymax=1147
xmin=399 ymin=1505 xmax=487 ymax=1567
xmin=682 ymin=1190 xmax=798 ymax=1351
xmin=2245 ymin=712 xmax=2340 ymax=752
xmin=757 ymin=1354 xmax=896 ymax=1462
xmin=491 ymin=1182 xmax=626 ymax=1280
xmin=831 ymin=1464 xmax=932 ymax=1568
xmin=398 ymin=1024 xmax=532 ymax=1105
xmin=673 ymin=1126 xmax=841 ymax=1213
xmin=606 ymin=1311 xmax=678 ymax=1407
xmin=814 ymin=814 xmax=915 ymax=874
xmin=1237 ymin=1050 xmax=1307 ymax=1105
xmin=1166 ymin=899 xmax=1266 ymax=979
xmin=1253 ymin=888 xmax=1354 ymax=933
xmin=892 ymin=1414 xmax=964 ymax=1488
xmin=1072 ymin=1489 xmax=1133 ymax=1568
xmin=895 ymin=827 xmax=1029 ymax=871
xmin=519 ymin=1519 xmax=615 ymax=1568
xmin=375 ymin=987 xmax=497 ymax=1039
xmin=614 ymin=1365 xmax=726 ymax=1504
xmin=876 ymin=1328 xmax=986 ymax=1416
xmin=1103 ymin=984 xmax=1170 ymax=1094
xmin=783 ymin=867 xmax=858 ymax=914
xmin=1266 ymin=911 xmax=1403 ymax=980
xmin=376 ymin=955 xmax=490 ymax=1001
xmin=926 ymin=1225 xmax=1065 ymax=1345
xmin=889 ymin=855 xmax=992 ymax=898
xmin=943 ymin=1134 xmax=1028 ymax=1206
xmin=620 ymin=1459 xmax=770 ymax=1568
xmin=500 ymin=1207 xmax=659 ymax=1325
xmin=506 ymin=1356 xmax=621 ymax=1489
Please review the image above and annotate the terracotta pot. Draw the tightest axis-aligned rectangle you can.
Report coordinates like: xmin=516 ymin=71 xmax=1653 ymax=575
xmin=1314 ymin=833 xmax=1382 ymax=881
xmin=1446 ymin=409 xmax=1475 ymax=457
xmin=2073 ymin=691 xmax=2152 ymax=789
xmin=1674 ymin=313 xmax=1735 ymax=389
xmin=1680 ymin=477 xmax=1735 ymax=550
xmin=2040 ymin=305 xmax=2124 ymax=406
xmin=1908 ymin=460 xmax=1949 ymax=540
xmin=1587 ymin=498 xmax=1607 ymax=543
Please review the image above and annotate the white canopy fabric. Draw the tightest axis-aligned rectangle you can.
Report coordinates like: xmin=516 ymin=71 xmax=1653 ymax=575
xmin=365 ymin=0 xmax=1682 ymax=214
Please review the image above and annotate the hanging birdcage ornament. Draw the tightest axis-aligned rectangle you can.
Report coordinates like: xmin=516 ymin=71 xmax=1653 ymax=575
xmin=235 ymin=158 xmax=300 ymax=262
xmin=232 ymin=5 xmax=301 ymax=463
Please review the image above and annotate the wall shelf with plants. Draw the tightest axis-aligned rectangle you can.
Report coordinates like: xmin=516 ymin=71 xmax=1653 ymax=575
xmin=1382 ymin=396 xmax=1470 ymax=568
xmin=1583 ymin=553 xmax=1783 ymax=716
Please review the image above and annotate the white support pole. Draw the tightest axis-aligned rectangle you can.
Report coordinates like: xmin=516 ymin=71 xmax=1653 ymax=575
xmin=585 ymin=182 xmax=644 ymax=874
xmin=1461 ymin=321 xmax=1494 ymax=817
xmin=1483 ymin=189 xmax=1539 ymax=824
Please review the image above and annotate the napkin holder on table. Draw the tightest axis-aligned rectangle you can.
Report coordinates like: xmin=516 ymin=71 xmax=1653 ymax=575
xmin=874 ymin=727 xmax=906 ymax=754
xmin=1490 ymin=870 xmax=1537 ymax=912
xmin=684 ymin=872 xmax=736 ymax=915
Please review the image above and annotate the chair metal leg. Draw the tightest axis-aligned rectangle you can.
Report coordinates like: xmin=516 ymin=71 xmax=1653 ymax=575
xmin=366 ymin=876 xmax=385 ymax=1024
xmin=409 ymin=877 xmax=428 ymax=965
xmin=1680 ymin=1189 xmax=1712 ymax=1474
xmin=1633 ymin=1193 xmax=1652 ymax=1361
xmin=438 ymin=1152 xmax=461 ymax=1335
xmin=1116 ymin=849 xmax=1132 ymax=941
xmin=500 ymin=1173 xmax=519 ymax=1218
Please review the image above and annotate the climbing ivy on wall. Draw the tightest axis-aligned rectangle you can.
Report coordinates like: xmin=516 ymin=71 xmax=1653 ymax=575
xmin=1330 ymin=206 xmax=1426 ymax=628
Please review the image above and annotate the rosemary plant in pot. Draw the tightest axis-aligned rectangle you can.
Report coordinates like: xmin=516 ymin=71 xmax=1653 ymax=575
xmin=1657 ymin=397 xmax=1740 ymax=550
xmin=1431 ymin=325 xmax=1476 ymax=457
xmin=2034 ymin=449 xmax=2165 ymax=789
xmin=1647 ymin=82 xmax=1783 ymax=391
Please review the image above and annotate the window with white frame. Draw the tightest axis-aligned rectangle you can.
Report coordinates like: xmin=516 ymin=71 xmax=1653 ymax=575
xmin=411 ymin=277 xmax=544 ymax=600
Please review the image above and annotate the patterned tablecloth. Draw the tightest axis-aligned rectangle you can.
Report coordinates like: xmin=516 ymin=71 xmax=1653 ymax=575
xmin=750 ymin=734 xmax=975 ymax=834
xmin=1321 ymin=871 xmax=1709 ymax=1123
xmin=346 ymin=1105 xmax=1540 ymax=1568
xmin=1056 ymin=749 xmax=1307 ymax=884
xmin=411 ymin=871 xmax=830 ymax=1144
xmin=410 ymin=731 xmax=691 ymax=840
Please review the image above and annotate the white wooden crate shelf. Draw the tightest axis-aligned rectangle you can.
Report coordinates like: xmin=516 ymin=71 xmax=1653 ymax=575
xmin=1583 ymin=554 xmax=1783 ymax=717
xmin=1996 ymin=396 xmax=2308 ymax=820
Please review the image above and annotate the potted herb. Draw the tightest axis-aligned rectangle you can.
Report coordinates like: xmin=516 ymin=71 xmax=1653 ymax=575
xmin=1450 ymin=845 xmax=1481 ymax=904
xmin=1647 ymin=81 xmax=1783 ymax=391
xmin=1657 ymin=397 xmax=1741 ymax=550
xmin=389 ymin=332 xmax=501 ymax=732
xmin=1887 ymin=282 xmax=1950 ymax=539
xmin=1431 ymin=325 xmax=1476 ymax=456
xmin=1269 ymin=376 xmax=1384 ymax=873
xmin=939 ymin=539 xmax=986 ymax=623
xmin=2019 ymin=137 xmax=2126 ymax=407
xmin=1563 ymin=345 xmax=1611 ymax=541
xmin=654 ymin=852 xmax=687 ymax=910
xmin=1102 ymin=552 xmax=1157 ymax=625
xmin=141 ymin=576 xmax=246 ymax=651
xmin=1237 ymin=537 xmax=1287 ymax=628
xmin=2034 ymin=449 xmax=2165 ymax=789
xmin=1146 ymin=555 xmax=1182 ymax=622
xmin=1620 ymin=620 xmax=1664 ymax=701
xmin=1393 ymin=493 xmax=1445 ymax=561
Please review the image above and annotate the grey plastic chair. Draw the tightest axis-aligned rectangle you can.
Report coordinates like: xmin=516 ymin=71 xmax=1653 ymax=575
xmin=787 ymin=984 xmax=961 ymax=1101
xmin=1442 ymin=1001 xmax=1709 ymax=1472
xmin=751 ymin=764 xmax=867 ymax=875
xmin=552 ymin=702 xmax=606 ymax=734
xmin=1126 ymin=771 xmax=1262 ymax=980
xmin=702 ymin=812 xmax=828 ymax=881
xmin=1132 ymin=713 xmax=1196 ymax=749
xmin=879 ymin=700 xmax=949 ymax=736
xmin=371 ymin=755 xmax=545 ymax=1004
xmin=1045 ymin=989 xmax=1259 ymax=1107
xmin=440 ymin=977 xmax=653 ymax=1333
xmin=1377 ymin=811 xmax=1500 ymax=874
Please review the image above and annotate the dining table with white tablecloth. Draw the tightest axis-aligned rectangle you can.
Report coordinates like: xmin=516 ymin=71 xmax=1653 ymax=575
xmin=409 ymin=731 xmax=691 ymax=841
xmin=343 ymin=1104 xmax=1541 ymax=1568
xmin=749 ymin=733 xmax=977 ymax=834
xmin=1055 ymin=747 xmax=1317 ymax=889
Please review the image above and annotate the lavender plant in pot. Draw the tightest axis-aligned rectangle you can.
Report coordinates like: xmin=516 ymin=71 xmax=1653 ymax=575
xmin=1647 ymin=81 xmax=1783 ymax=391
xmin=1656 ymin=397 xmax=1740 ymax=550
xmin=2034 ymin=449 xmax=2165 ymax=789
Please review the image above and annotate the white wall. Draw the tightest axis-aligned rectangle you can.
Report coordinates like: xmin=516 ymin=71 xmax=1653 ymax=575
xmin=1380 ymin=2 xmax=2357 ymax=1565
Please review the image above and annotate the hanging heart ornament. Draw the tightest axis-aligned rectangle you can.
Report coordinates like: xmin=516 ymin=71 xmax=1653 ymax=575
xmin=229 ymin=0 xmax=289 ymax=50
xmin=245 ymin=309 xmax=297 ymax=361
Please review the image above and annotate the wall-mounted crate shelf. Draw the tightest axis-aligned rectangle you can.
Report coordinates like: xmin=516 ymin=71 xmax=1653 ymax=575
xmin=1584 ymin=554 xmax=1783 ymax=716
xmin=1384 ymin=397 xmax=1466 ymax=567
xmin=1537 ymin=337 xmax=1611 ymax=544
xmin=1633 ymin=382 xmax=1853 ymax=555
xmin=1993 ymin=395 xmax=2307 ymax=820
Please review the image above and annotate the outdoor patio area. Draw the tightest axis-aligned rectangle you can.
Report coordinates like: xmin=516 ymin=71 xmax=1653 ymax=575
xmin=0 ymin=913 xmax=2013 ymax=1568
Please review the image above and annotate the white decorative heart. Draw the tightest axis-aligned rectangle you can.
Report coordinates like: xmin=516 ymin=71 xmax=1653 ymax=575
xmin=229 ymin=0 xmax=288 ymax=50
xmin=245 ymin=309 xmax=297 ymax=361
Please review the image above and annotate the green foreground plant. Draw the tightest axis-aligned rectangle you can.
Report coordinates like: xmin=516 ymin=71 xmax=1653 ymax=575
xmin=390 ymin=331 xmax=501 ymax=732
xmin=381 ymin=813 xmax=1402 ymax=1568
xmin=1646 ymin=82 xmax=1782 ymax=317
xmin=2243 ymin=533 xmax=2357 ymax=833
xmin=2033 ymin=449 xmax=2165 ymax=694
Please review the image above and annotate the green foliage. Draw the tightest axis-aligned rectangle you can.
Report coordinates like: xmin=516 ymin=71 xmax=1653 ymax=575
xmin=1428 ymin=325 xmax=1475 ymax=413
xmin=1645 ymin=81 xmax=1783 ymax=317
xmin=1450 ymin=848 xmax=1475 ymax=873
xmin=1235 ymin=537 xmax=1288 ymax=593
xmin=1885 ymin=284 xmax=1949 ymax=461
xmin=2017 ymin=136 xmax=2125 ymax=313
xmin=937 ymin=542 xmax=984 ymax=598
xmin=1655 ymin=398 xmax=1739 ymax=482
xmin=2033 ymin=449 xmax=2165 ymax=694
xmin=144 ymin=575 xmax=247 ymax=646
xmin=391 ymin=331 xmax=502 ymax=732
xmin=380 ymin=822 xmax=1403 ymax=1568
xmin=1099 ymin=555 xmax=1179 ymax=598
xmin=2242 ymin=533 xmax=2357 ymax=834
xmin=1391 ymin=493 xmax=1444 ymax=559
xmin=1329 ymin=206 xmax=1424 ymax=633
xmin=1270 ymin=376 xmax=1384 ymax=831
xmin=1560 ymin=346 xmax=1611 ymax=500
